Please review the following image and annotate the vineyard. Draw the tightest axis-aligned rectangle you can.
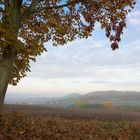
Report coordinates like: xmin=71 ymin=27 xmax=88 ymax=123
xmin=0 ymin=111 xmax=140 ymax=140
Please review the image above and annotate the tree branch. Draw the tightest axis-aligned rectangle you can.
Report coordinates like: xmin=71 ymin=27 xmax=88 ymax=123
xmin=29 ymin=0 xmax=42 ymax=13
xmin=21 ymin=0 xmax=84 ymax=21
xmin=0 ymin=7 xmax=3 ymax=12
xmin=36 ymin=0 xmax=83 ymax=13
xmin=4 ymin=0 xmax=9 ymax=10
xmin=22 ymin=0 xmax=43 ymax=20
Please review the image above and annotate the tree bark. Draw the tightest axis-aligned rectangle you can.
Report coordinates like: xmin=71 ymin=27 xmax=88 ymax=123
xmin=0 ymin=51 xmax=13 ymax=113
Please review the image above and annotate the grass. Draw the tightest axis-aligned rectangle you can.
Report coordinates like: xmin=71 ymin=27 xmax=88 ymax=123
xmin=0 ymin=112 xmax=140 ymax=140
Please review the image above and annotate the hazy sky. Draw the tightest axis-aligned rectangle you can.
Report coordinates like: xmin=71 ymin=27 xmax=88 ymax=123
xmin=6 ymin=1 xmax=140 ymax=98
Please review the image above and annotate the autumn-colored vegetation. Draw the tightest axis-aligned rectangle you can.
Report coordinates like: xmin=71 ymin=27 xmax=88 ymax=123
xmin=0 ymin=0 xmax=136 ymax=85
xmin=0 ymin=112 xmax=140 ymax=140
xmin=0 ymin=0 xmax=136 ymax=114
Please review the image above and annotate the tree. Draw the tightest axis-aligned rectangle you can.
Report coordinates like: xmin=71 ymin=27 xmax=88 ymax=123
xmin=0 ymin=0 xmax=136 ymax=111
xmin=103 ymin=101 xmax=114 ymax=109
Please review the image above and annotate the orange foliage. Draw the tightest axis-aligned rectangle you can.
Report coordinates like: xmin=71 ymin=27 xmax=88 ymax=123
xmin=0 ymin=0 xmax=136 ymax=85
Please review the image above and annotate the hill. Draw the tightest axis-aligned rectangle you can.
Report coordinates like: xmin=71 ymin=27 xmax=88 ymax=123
xmin=5 ymin=91 xmax=140 ymax=111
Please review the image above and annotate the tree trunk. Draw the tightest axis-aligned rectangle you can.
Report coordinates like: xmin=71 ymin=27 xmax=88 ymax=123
xmin=0 ymin=51 xmax=13 ymax=113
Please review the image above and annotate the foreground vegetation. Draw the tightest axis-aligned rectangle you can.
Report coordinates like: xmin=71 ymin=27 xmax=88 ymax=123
xmin=0 ymin=112 xmax=140 ymax=140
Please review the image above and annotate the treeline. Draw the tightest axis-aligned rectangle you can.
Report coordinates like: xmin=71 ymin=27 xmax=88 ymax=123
xmin=67 ymin=101 xmax=140 ymax=112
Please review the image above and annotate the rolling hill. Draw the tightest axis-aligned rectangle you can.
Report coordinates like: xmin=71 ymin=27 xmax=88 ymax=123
xmin=5 ymin=91 xmax=140 ymax=111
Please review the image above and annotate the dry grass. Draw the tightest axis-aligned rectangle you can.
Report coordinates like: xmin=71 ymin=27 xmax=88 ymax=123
xmin=3 ymin=104 xmax=140 ymax=121
xmin=0 ymin=111 xmax=140 ymax=140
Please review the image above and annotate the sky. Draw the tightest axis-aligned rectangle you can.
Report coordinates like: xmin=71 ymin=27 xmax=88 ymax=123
xmin=6 ymin=1 xmax=140 ymax=98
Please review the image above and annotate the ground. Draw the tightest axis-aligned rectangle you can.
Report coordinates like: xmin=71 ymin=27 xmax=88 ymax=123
xmin=0 ymin=104 xmax=140 ymax=140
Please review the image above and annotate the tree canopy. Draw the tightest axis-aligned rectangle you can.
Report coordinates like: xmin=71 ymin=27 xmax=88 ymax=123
xmin=0 ymin=0 xmax=136 ymax=85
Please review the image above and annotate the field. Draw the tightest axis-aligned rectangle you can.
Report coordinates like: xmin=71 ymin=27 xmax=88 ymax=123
xmin=0 ymin=104 xmax=140 ymax=140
